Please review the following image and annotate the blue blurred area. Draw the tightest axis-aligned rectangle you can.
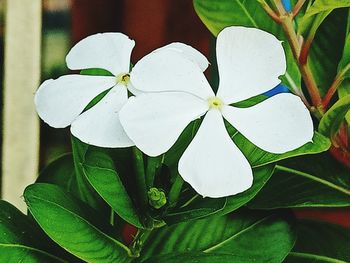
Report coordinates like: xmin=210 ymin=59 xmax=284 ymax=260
xmin=264 ymin=84 xmax=290 ymax=97
xmin=282 ymin=0 xmax=292 ymax=12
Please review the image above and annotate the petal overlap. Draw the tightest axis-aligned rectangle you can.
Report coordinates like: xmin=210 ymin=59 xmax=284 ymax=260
xmin=130 ymin=49 xmax=214 ymax=99
xmin=66 ymin=32 xmax=135 ymax=75
xmin=34 ymin=75 xmax=116 ymax=128
xmin=71 ymin=84 xmax=134 ymax=147
xmin=119 ymin=92 xmax=209 ymax=156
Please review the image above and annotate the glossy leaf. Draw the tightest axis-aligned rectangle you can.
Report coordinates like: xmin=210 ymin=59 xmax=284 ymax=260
xmin=24 ymin=183 xmax=131 ymax=263
xmin=82 ymin=148 xmax=144 ymax=228
xmin=234 ymin=131 xmax=331 ymax=168
xmin=140 ymin=210 xmax=296 ymax=263
xmin=308 ymin=9 xmax=348 ymax=96
xmin=0 ymin=201 xmax=66 ymax=263
xmin=319 ymin=95 xmax=350 ymax=139
xmin=36 ymin=153 xmax=77 ymax=192
xmin=248 ymin=153 xmax=350 ymax=209
xmin=142 ymin=253 xmax=247 ymax=263
xmin=71 ymin=136 xmax=109 ymax=214
xmin=285 ymin=220 xmax=350 ymax=263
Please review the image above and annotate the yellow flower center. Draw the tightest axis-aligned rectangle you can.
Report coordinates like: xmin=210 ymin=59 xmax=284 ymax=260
xmin=116 ymin=73 xmax=130 ymax=86
xmin=207 ymin=96 xmax=223 ymax=110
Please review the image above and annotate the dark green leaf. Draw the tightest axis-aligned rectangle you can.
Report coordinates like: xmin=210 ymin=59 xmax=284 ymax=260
xmin=142 ymin=253 xmax=246 ymax=263
xmin=308 ymin=9 xmax=348 ymax=96
xmin=248 ymin=153 xmax=350 ymax=209
xmin=163 ymin=197 xmax=226 ymax=225
xmin=71 ymin=136 xmax=109 ymax=214
xmin=24 ymin=184 xmax=131 ymax=263
xmin=0 ymin=201 xmax=66 ymax=263
xmin=37 ymin=153 xmax=77 ymax=192
xmin=319 ymin=95 xmax=350 ymax=139
xmin=140 ymin=210 xmax=296 ymax=263
xmin=285 ymin=220 xmax=350 ymax=263
xmin=82 ymin=148 xmax=144 ymax=228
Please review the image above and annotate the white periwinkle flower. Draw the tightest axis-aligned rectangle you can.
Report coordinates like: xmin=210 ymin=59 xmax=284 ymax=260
xmin=35 ymin=32 xmax=208 ymax=148
xmin=119 ymin=26 xmax=314 ymax=198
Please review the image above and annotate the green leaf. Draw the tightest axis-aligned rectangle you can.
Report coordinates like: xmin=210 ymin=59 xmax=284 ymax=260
xmin=82 ymin=148 xmax=144 ymax=228
xmin=0 ymin=201 xmax=67 ymax=263
xmin=248 ymin=153 xmax=350 ymax=209
xmin=193 ymin=0 xmax=300 ymax=93
xmin=308 ymin=9 xmax=348 ymax=96
xmin=285 ymin=220 xmax=350 ymax=263
xmin=140 ymin=210 xmax=296 ymax=263
xmin=71 ymin=136 xmax=109 ymax=214
xmin=163 ymin=197 xmax=227 ymax=225
xmin=337 ymin=35 xmax=350 ymax=78
xmin=301 ymin=0 xmax=350 ymax=22
xmin=36 ymin=153 xmax=78 ymax=192
xmin=142 ymin=253 xmax=247 ymax=263
xmin=24 ymin=183 xmax=131 ymax=263
xmin=297 ymin=0 xmax=350 ymax=38
xmin=234 ymin=131 xmax=331 ymax=168
xmin=319 ymin=95 xmax=350 ymax=139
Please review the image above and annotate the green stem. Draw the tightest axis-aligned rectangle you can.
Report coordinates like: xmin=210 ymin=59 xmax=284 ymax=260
xmin=132 ymin=147 xmax=148 ymax=208
xmin=129 ymin=228 xmax=153 ymax=258
xmin=168 ymin=174 xmax=184 ymax=206
xmin=281 ymin=14 xmax=324 ymax=113
xmin=322 ymin=63 xmax=350 ymax=109
xmin=292 ymin=0 xmax=307 ymax=17
xmin=145 ymin=155 xmax=163 ymax=188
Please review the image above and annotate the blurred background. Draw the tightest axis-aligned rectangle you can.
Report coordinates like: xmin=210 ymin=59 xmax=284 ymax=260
xmin=1 ymin=0 xmax=349 ymax=226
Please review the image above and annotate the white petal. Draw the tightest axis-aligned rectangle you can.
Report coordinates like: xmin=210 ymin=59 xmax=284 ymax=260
xmin=216 ymin=26 xmax=286 ymax=104
xmin=179 ymin=109 xmax=253 ymax=198
xmin=66 ymin=33 xmax=135 ymax=75
xmin=35 ymin=75 xmax=116 ymax=128
xmin=222 ymin=93 xmax=314 ymax=154
xmin=153 ymin=42 xmax=209 ymax=71
xmin=119 ymin=92 xmax=208 ymax=156
xmin=130 ymin=49 xmax=214 ymax=99
xmin=71 ymin=85 xmax=134 ymax=148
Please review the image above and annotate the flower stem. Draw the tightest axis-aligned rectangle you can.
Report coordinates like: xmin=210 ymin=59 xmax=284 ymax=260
xmin=168 ymin=174 xmax=184 ymax=206
xmin=322 ymin=63 xmax=350 ymax=109
xmin=258 ymin=0 xmax=281 ymax=23
xmin=292 ymin=0 xmax=307 ymax=17
xmin=280 ymin=14 xmax=324 ymax=113
xmin=132 ymin=147 xmax=148 ymax=209
xmin=129 ymin=228 xmax=152 ymax=258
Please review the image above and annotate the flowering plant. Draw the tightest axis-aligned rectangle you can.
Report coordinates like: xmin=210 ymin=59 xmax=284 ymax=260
xmin=1 ymin=1 xmax=350 ymax=262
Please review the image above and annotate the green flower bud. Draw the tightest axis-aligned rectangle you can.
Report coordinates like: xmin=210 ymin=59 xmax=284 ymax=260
xmin=148 ymin=187 xmax=167 ymax=209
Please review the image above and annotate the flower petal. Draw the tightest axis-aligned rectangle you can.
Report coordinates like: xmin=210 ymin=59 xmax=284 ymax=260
xmin=119 ymin=92 xmax=208 ymax=156
xmin=216 ymin=26 xmax=286 ymax=104
xmin=71 ymin=84 xmax=134 ymax=148
xmin=179 ymin=109 xmax=253 ymax=198
xmin=222 ymin=93 xmax=314 ymax=154
xmin=35 ymin=75 xmax=116 ymax=128
xmin=130 ymin=49 xmax=214 ymax=99
xmin=153 ymin=42 xmax=209 ymax=71
xmin=66 ymin=33 xmax=135 ymax=75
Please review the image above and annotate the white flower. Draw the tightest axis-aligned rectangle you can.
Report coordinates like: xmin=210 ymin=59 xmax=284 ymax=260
xmin=119 ymin=26 xmax=314 ymax=198
xmin=35 ymin=33 xmax=208 ymax=148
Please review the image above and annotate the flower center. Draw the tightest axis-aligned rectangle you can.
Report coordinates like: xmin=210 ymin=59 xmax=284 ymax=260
xmin=116 ymin=73 xmax=130 ymax=86
xmin=207 ymin=96 xmax=223 ymax=110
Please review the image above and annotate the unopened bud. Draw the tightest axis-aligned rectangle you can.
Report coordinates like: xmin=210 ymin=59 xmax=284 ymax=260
xmin=148 ymin=188 xmax=167 ymax=209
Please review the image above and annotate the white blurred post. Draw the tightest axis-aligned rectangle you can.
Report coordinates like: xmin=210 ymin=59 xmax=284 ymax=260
xmin=2 ymin=0 xmax=42 ymax=211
